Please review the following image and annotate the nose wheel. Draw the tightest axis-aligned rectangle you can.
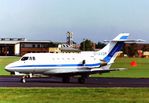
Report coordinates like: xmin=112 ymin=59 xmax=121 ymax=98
xmin=21 ymin=77 xmax=26 ymax=83
xmin=21 ymin=74 xmax=32 ymax=83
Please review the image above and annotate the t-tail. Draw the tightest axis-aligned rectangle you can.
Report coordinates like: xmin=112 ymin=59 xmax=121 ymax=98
xmin=98 ymin=33 xmax=129 ymax=66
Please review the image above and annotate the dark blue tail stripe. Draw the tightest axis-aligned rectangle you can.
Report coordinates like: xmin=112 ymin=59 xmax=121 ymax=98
xmin=103 ymin=42 xmax=124 ymax=62
xmin=120 ymin=36 xmax=128 ymax=40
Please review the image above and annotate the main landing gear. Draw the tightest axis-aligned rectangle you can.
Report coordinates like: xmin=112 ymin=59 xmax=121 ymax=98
xmin=78 ymin=76 xmax=86 ymax=84
xmin=78 ymin=75 xmax=88 ymax=84
xmin=62 ymin=77 xmax=70 ymax=83
xmin=62 ymin=75 xmax=88 ymax=84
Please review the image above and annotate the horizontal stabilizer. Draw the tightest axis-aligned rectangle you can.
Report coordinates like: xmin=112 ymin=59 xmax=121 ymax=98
xmin=110 ymin=68 xmax=128 ymax=71
xmin=104 ymin=39 xmax=145 ymax=42
xmin=125 ymin=39 xmax=145 ymax=43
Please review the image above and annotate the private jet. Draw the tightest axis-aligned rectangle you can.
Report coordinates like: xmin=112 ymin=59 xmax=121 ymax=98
xmin=5 ymin=33 xmax=137 ymax=83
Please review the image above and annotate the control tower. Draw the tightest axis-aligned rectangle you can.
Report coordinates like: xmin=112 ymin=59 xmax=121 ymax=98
xmin=66 ymin=31 xmax=73 ymax=47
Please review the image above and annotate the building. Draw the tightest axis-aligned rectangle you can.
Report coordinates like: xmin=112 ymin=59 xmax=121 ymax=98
xmin=16 ymin=41 xmax=53 ymax=56
xmin=0 ymin=38 xmax=80 ymax=56
xmin=143 ymin=51 xmax=149 ymax=58
xmin=0 ymin=38 xmax=25 ymax=56
xmin=48 ymin=44 xmax=80 ymax=53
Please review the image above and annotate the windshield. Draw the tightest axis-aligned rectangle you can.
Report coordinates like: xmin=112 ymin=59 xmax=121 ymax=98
xmin=21 ymin=57 xmax=29 ymax=61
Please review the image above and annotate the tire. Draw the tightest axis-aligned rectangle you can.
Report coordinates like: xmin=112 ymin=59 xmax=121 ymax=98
xmin=78 ymin=77 xmax=85 ymax=84
xmin=62 ymin=77 xmax=70 ymax=83
xmin=21 ymin=78 xmax=26 ymax=83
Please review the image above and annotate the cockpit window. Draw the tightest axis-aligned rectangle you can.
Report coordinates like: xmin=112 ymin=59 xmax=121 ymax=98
xmin=21 ymin=56 xmax=35 ymax=61
xmin=21 ymin=57 xmax=29 ymax=61
xmin=29 ymin=57 xmax=32 ymax=60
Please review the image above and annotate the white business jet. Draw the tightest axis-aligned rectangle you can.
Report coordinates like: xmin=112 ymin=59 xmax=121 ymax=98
xmin=5 ymin=33 xmax=134 ymax=83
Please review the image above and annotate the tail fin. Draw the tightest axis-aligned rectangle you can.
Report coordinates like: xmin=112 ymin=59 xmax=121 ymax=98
xmin=98 ymin=33 xmax=129 ymax=64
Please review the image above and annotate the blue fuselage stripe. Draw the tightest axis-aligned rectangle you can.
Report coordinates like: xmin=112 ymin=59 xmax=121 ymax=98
xmin=13 ymin=63 xmax=101 ymax=68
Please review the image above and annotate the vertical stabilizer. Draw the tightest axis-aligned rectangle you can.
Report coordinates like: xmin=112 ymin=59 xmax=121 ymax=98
xmin=98 ymin=33 xmax=129 ymax=64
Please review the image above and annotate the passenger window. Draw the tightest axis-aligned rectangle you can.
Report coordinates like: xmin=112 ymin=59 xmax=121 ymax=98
xmin=21 ymin=57 xmax=29 ymax=61
xmin=33 ymin=57 xmax=35 ymax=60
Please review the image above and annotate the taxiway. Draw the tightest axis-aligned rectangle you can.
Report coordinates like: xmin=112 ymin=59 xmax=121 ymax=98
xmin=0 ymin=76 xmax=149 ymax=87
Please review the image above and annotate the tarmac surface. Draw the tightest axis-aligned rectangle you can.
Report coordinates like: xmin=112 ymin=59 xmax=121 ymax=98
xmin=1 ymin=76 xmax=149 ymax=87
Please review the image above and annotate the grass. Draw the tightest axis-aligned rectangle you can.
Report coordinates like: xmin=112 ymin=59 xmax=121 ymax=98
xmin=0 ymin=88 xmax=149 ymax=103
xmin=0 ymin=56 xmax=20 ymax=75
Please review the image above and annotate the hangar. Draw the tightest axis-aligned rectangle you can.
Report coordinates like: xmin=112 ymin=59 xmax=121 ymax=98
xmin=0 ymin=38 xmax=55 ymax=56
xmin=0 ymin=38 xmax=79 ymax=56
xmin=0 ymin=38 xmax=25 ymax=56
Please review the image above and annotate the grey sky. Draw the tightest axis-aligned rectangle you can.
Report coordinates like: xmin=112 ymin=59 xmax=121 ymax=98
xmin=0 ymin=0 xmax=149 ymax=43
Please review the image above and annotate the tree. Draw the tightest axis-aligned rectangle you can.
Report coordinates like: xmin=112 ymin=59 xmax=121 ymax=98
xmin=127 ymin=43 xmax=138 ymax=57
xmin=142 ymin=45 xmax=148 ymax=51
xmin=95 ymin=42 xmax=106 ymax=49
xmin=80 ymin=39 xmax=94 ymax=51
xmin=48 ymin=42 xmax=58 ymax=47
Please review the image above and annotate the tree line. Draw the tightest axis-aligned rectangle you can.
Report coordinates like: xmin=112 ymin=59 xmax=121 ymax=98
xmin=79 ymin=39 xmax=105 ymax=51
xmin=79 ymin=40 xmax=149 ymax=57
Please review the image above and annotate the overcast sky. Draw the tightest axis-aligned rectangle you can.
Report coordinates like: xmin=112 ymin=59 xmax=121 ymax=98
xmin=0 ymin=0 xmax=149 ymax=43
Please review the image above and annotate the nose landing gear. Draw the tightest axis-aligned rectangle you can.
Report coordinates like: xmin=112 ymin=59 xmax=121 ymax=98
xmin=21 ymin=73 xmax=32 ymax=83
xmin=21 ymin=77 xmax=26 ymax=83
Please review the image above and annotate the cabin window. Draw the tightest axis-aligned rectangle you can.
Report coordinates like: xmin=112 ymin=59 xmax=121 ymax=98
xmin=33 ymin=57 xmax=35 ymax=60
xmin=21 ymin=57 xmax=29 ymax=61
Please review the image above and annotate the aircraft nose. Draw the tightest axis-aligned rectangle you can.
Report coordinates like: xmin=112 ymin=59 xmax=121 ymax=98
xmin=5 ymin=64 xmax=14 ymax=72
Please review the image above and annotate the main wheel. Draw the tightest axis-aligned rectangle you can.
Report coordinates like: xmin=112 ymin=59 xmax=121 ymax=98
xmin=78 ymin=77 xmax=85 ymax=84
xmin=62 ymin=77 xmax=70 ymax=83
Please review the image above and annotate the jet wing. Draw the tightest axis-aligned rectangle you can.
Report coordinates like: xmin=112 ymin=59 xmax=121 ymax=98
xmin=49 ymin=69 xmax=114 ymax=77
xmin=49 ymin=67 xmax=128 ymax=77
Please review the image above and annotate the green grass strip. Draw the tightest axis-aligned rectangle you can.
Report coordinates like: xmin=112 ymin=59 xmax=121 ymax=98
xmin=0 ymin=88 xmax=149 ymax=103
